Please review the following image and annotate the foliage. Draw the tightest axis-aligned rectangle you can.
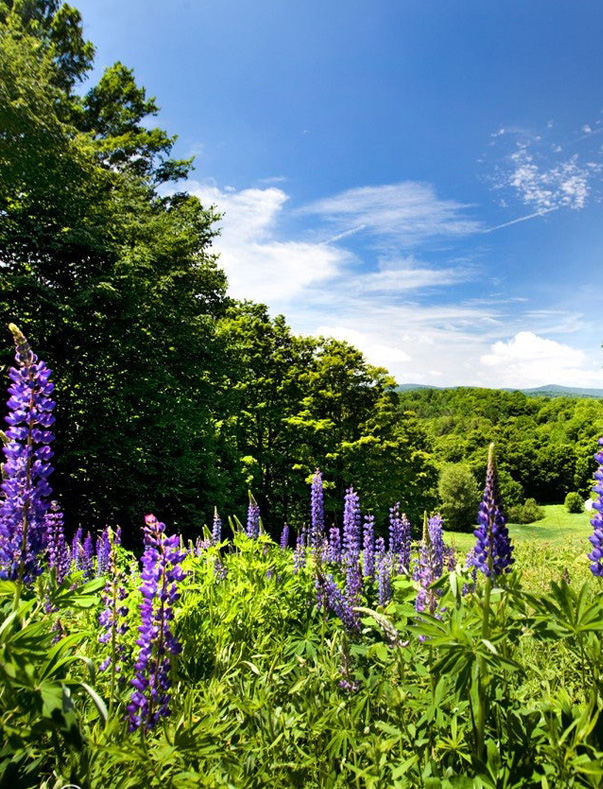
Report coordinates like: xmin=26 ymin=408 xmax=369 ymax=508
xmin=508 ymin=497 xmax=545 ymax=525
xmin=399 ymin=386 xmax=602 ymax=506
xmin=566 ymin=491 xmax=585 ymax=514
xmin=438 ymin=463 xmax=480 ymax=532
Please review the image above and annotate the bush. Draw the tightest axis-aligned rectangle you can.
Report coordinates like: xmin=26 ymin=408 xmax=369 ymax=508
xmin=508 ymin=498 xmax=545 ymax=524
xmin=564 ymin=491 xmax=584 ymax=513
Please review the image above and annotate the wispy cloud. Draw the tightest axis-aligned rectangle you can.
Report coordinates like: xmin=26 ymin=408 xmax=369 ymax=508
xmin=301 ymin=182 xmax=482 ymax=246
xmin=487 ymin=120 xmax=603 ymax=220
xmin=182 ymin=178 xmax=599 ymax=388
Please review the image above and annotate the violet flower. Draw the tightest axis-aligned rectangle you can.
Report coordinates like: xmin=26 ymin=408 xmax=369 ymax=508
xmin=362 ymin=515 xmax=375 ymax=579
xmin=389 ymin=503 xmax=411 ymax=573
xmin=472 ymin=444 xmax=514 ymax=578
xmin=293 ymin=527 xmax=307 ymax=572
xmin=310 ymin=468 xmax=325 ymax=547
xmin=588 ymin=436 xmax=603 ymax=576
xmin=315 ymin=571 xmax=359 ymax=632
xmin=280 ymin=522 xmax=289 ymax=550
xmin=246 ymin=492 xmax=260 ymax=539
xmin=211 ymin=507 xmax=222 ymax=544
xmin=0 ymin=325 xmax=55 ymax=583
xmin=375 ymin=536 xmax=391 ymax=606
xmin=96 ymin=527 xmax=111 ymax=576
xmin=127 ymin=514 xmax=186 ymax=732
xmin=98 ymin=529 xmax=129 ymax=682
xmin=327 ymin=526 xmax=341 ymax=563
xmin=342 ymin=487 xmax=361 ymax=565
xmin=45 ymin=501 xmax=69 ymax=583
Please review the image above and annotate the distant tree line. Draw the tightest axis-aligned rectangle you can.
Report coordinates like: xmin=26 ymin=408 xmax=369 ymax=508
xmin=398 ymin=387 xmax=601 ymax=528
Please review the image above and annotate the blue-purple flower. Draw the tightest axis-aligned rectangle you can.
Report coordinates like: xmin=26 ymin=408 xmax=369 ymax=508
xmin=310 ymin=468 xmax=325 ymax=547
xmin=212 ymin=507 xmax=222 ymax=544
xmin=45 ymin=501 xmax=69 ymax=583
xmin=362 ymin=515 xmax=375 ymax=579
xmin=588 ymin=435 xmax=603 ymax=576
xmin=0 ymin=325 xmax=55 ymax=583
xmin=472 ymin=444 xmax=514 ymax=578
xmin=246 ymin=492 xmax=260 ymax=539
xmin=280 ymin=522 xmax=289 ymax=550
xmin=389 ymin=503 xmax=411 ymax=573
xmin=127 ymin=514 xmax=186 ymax=732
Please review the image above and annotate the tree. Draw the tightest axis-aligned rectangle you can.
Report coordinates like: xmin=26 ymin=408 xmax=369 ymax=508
xmin=438 ymin=463 xmax=480 ymax=532
xmin=1 ymin=3 xmax=228 ymax=536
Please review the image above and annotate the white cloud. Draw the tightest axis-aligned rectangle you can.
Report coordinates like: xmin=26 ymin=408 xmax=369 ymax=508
xmin=480 ymin=332 xmax=602 ymax=388
xmin=186 ymin=181 xmax=351 ymax=304
xmin=508 ymin=147 xmax=597 ymax=211
xmin=301 ymin=182 xmax=482 ymax=246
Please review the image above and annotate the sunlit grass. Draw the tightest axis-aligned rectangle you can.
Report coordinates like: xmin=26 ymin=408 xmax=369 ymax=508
xmin=446 ymin=503 xmax=593 ymax=554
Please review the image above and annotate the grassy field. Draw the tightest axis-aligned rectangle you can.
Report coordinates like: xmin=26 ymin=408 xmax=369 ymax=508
xmin=445 ymin=503 xmax=594 ymax=554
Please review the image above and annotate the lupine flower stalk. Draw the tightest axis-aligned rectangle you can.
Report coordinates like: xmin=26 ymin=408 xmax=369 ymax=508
xmin=280 ymin=522 xmax=289 ymax=550
xmin=375 ymin=536 xmax=391 ymax=606
xmin=362 ymin=515 xmax=375 ymax=579
xmin=315 ymin=570 xmax=359 ymax=632
xmin=0 ymin=325 xmax=55 ymax=586
xmin=211 ymin=507 xmax=222 ymax=544
xmin=71 ymin=527 xmax=82 ymax=571
xmin=310 ymin=468 xmax=325 ymax=547
xmin=389 ymin=503 xmax=412 ymax=573
xmin=472 ymin=444 xmax=514 ymax=578
xmin=96 ymin=527 xmax=112 ymax=576
xmin=588 ymin=435 xmax=603 ymax=576
xmin=246 ymin=492 xmax=260 ymax=539
xmin=342 ymin=487 xmax=361 ymax=564
xmin=414 ymin=512 xmax=441 ymax=616
xmin=127 ymin=515 xmax=186 ymax=732
xmin=472 ymin=443 xmax=512 ymax=764
xmin=98 ymin=528 xmax=129 ymax=714
xmin=293 ymin=527 xmax=307 ymax=572
xmin=44 ymin=501 xmax=69 ymax=584
xmin=327 ymin=526 xmax=341 ymax=563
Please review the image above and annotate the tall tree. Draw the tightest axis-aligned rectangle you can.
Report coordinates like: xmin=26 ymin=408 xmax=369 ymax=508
xmin=0 ymin=2 xmax=227 ymax=536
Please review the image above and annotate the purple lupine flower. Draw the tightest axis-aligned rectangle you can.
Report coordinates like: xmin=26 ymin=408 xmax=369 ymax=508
xmin=414 ymin=513 xmax=442 ymax=616
xmin=280 ymin=522 xmax=289 ymax=550
xmin=213 ymin=558 xmax=228 ymax=581
xmin=428 ymin=514 xmax=445 ymax=580
xmin=81 ymin=532 xmax=94 ymax=578
xmin=315 ymin=571 xmax=359 ymax=632
xmin=463 ymin=547 xmax=479 ymax=594
xmin=246 ymin=493 xmax=260 ymax=539
xmin=293 ymin=527 xmax=307 ymax=573
xmin=45 ymin=501 xmax=69 ymax=583
xmin=389 ymin=504 xmax=412 ymax=573
xmin=127 ymin=514 xmax=186 ymax=732
xmin=0 ymin=325 xmax=55 ymax=583
xmin=98 ymin=529 xmax=129 ymax=677
xmin=375 ymin=536 xmax=391 ymax=606
xmin=588 ymin=435 xmax=603 ymax=576
xmin=96 ymin=527 xmax=112 ymax=576
xmin=473 ymin=444 xmax=514 ymax=578
xmin=342 ymin=487 xmax=361 ymax=564
xmin=310 ymin=468 xmax=325 ymax=547
xmin=211 ymin=507 xmax=222 ymax=544
xmin=71 ymin=526 xmax=82 ymax=570
xmin=362 ymin=515 xmax=375 ymax=579
xmin=327 ymin=526 xmax=341 ymax=563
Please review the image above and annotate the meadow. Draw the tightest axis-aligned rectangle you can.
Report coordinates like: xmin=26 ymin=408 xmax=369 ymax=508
xmin=1 ymin=327 xmax=603 ymax=789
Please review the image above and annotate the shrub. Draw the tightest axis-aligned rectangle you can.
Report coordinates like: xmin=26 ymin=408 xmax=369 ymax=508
xmin=508 ymin=498 xmax=545 ymax=524
xmin=564 ymin=491 xmax=584 ymax=513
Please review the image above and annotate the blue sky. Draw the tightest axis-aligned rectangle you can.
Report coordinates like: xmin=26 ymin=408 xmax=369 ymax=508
xmin=75 ymin=0 xmax=603 ymax=388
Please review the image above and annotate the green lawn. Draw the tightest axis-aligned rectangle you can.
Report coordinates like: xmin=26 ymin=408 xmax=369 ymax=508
xmin=445 ymin=504 xmax=594 ymax=554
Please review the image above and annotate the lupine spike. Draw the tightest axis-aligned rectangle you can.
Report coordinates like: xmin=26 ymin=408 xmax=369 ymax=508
xmin=280 ymin=522 xmax=289 ymax=549
xmin=362 ymin=514 xmax=375 ymax=579
xmin=127 ymin=514 xmax=186 ymax=732
xmin=588 ymin=435 xmax=603 ymax=576
xmin=310 ymin=468 xmax=325 ymax=547
xmin=472 ymin=444 xmax=514 ymax=578
xmin=246 ymin=492 xmax=260 ymax=539
xmin=0 ymin=326 xmax=55 ymax=582
xmin=212 ymin=507 xmax=222 ymax=544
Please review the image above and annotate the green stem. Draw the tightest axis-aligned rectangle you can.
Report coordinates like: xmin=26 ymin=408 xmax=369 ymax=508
xmin=476 ymin=572 xmax=492 ymax=765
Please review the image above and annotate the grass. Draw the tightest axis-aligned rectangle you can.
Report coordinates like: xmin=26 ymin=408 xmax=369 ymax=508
xmin=445 ymin=503 xmax=593 ymax=554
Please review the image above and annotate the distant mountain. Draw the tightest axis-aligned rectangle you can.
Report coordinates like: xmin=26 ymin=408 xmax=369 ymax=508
xmin=396 ymin=383 xmax=603 ymax=399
